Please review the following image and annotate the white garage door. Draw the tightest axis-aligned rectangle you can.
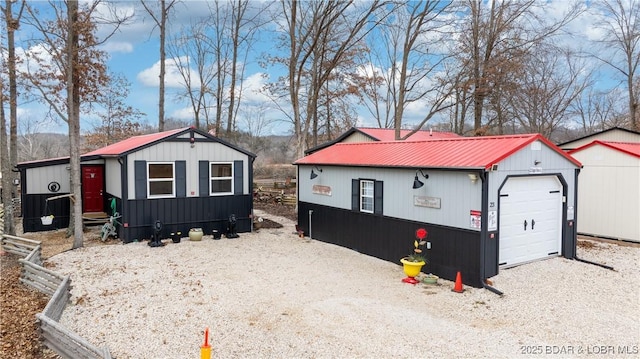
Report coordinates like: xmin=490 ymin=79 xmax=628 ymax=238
xmin=499 ymin=176 xmax=563 ymax=267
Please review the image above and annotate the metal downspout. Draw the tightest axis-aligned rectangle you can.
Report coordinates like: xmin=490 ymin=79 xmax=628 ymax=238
xmin=308 ymin=209 xmax=313 ymax=239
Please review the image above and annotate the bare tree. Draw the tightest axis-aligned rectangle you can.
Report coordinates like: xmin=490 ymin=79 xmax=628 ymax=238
xmin=168 ymin=0 xmax=264 ymax=136
xmin=22 ymin=1 xmax=130 ymax=248
xmin=0 ymin=0 xmax=25 ymax=235
xmin=361 ymin=1 xmax=455 ymax=140
xmin=269 ymin=0 xmax=388 ymax=158
xmin=16 ymin=116 xmax=62 ymax=161
xmin=169 ymin=19 xmax=217 ymax=129
xmin=0 ymin=79 xmax=12 ymax=233
xmin=83 ymin=73 xmax=145 ymax=151
xmin=452 ymin=0 xmax=584 ymax=135
xmin=591 ymin=0 xmax=640 ymax=131
xmin=225 ymin=0 xmax=264 ymax=136
xmin=572 ymin=87 xmax=626 ymax=134
xmin=444 ymin=63 xmax=473 ymax=135
xmin=236 ymin=103 xmax=273 ymax=156
xmin=210 ymin=0 xmax=230 ymax=134
xmin=66 ymin=0 xmax=84 ymax=248
xmin=141 ymin=0 xmax=178 ymax=132
xmin=505 ymin=46 xmax=592 ymax=139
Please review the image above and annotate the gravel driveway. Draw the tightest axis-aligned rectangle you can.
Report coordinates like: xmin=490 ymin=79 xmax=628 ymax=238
xmin=47 ymin=211 xmax=640 ymax=358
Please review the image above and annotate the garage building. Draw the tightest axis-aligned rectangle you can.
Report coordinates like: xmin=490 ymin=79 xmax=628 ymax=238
xmin=294 ymin=134 xmax=582 ymax=288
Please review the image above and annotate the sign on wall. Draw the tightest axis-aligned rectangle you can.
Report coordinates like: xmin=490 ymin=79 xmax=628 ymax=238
xmin=488 ymin=210 xmax=497 ymax=231
xmin=470 ymin=210 xmax=481 ymax=229
xmin=312 ymin=185 xmax=332 ymax=196
xmin=414 ymin=196 xmax=441 ymax=209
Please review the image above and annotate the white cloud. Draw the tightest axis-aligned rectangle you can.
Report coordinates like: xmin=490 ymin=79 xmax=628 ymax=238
xmin=169 ymin=106 xmax=195 ymax=121
xmin=92 ymin=2 xmax=141 ymax=55
xmin=241 ymin=72 xmax=271 ymax=103
xmin=19 ymin=44 xmax=55 ymax=74
xmin=136 ymin=63 xmax=160 ymax=87
xmin=101 ymin=41 xmax=134 ymax=54
xmin=136 ymin=56 xmax=190 ymax=88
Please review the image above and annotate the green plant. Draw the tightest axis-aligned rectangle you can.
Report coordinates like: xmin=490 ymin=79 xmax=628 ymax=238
xmin=406 ymin=238 xmax=427 ymax=263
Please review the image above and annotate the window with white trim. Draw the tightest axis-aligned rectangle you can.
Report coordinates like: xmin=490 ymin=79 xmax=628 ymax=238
xmin=360 ymin=180 xmax=374 ymax=213
xmin=210 ymin=162 xmax=233 ymax=195
xmin=148 ymin=162 xmax=175 ymax=197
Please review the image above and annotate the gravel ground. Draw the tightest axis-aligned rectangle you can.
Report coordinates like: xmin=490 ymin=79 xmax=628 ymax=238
xmin=47 ymin=211 xmax=640 ymax=358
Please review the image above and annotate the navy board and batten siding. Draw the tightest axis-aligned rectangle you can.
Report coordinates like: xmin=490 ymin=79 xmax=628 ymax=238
xmin=298 ymin=202 xmax=484 ymax=287
xmin=123 ymin=159 xmax=250 ymax=242
xmin=19 ymin=160 xmax=107 ymax=232
xmin=297 ymin=166 xmax=486 ymax=287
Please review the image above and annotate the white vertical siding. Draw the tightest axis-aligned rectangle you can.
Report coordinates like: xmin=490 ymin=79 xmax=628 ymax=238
xmin=342 ymin=132 xmax=375 ymax=143
xmin=104 ymin=158 xmax=122 ymax=197
xmin=299 ymin=165 xmax=482 ymax=230
xmin=26 ymin=164 xmax=70 ymax=194
xmin=403 ymin=170 xmax=482 ymax=229
xmin=126 ymin=141 xmax=250 ymax=198
xmin=571 ymin=145 xmax=640 ymax=241
xmin=488 ymin=140 xmax=578 ymax=221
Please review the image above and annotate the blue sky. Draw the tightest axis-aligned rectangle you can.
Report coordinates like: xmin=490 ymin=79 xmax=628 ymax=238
xmin=9 ymin=1 xmax=630 ymax=137
xmin=13 ymin=1 xmax=289 ymax=135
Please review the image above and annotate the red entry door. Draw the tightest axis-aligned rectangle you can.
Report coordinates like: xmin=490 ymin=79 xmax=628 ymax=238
xmin=82 ymin=166 xmax=104 ymax=213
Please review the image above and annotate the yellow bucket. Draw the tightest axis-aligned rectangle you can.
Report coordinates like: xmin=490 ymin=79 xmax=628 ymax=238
xmin=200 ymin=345 xmax=211 ymax=359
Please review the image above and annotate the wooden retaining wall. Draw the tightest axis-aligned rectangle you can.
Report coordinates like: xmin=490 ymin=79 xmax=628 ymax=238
xmin=1 ymin=234 xmax=111 ymax=359
xmin=1 ymin=234 xmax=41 ymax=263
xmin=36 ymin=314 xmax=112 ymax=359
xmin=19 ymin=259 xmax=64 ymax=297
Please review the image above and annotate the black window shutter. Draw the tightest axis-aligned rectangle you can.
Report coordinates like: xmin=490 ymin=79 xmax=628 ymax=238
xmin=351 ymin=179 xmax=359 ymax=211
xmin=374 ymin=180 xmax=383 ymax=215
xmin=199 ymin=160 xmax=209 ymax=197
xmin=175 ymin=161 xmax=186 ymax=197
xmin=234 ymin=160 xmax=243 ymax=195
xmin=134 ymin=160 xmax=147 ymax=199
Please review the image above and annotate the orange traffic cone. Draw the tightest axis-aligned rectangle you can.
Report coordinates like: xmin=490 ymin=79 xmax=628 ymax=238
xmin=452 ymin=271 xmax=464 ymax=293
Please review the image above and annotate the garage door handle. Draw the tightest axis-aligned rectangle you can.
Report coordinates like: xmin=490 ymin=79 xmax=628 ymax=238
xmin=523 ymin=219 xmax=528 ymax=231
xmin=531 ymin=219 xmax=535 ymax=230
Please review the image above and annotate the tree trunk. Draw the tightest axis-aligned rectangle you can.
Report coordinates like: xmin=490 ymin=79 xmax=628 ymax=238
xmin=67 ymin=0 xmax=83 ymax=249
xmin=158 ymin=0 xmax=167 ymax=132
xmin=628 ymin=67 xmax=638 ymax=131
xmin=286 ymin=1 xmax=306 ymax=159
xmin=3 ymin=0 xmax=21 ymax=236
xmin=1 ymin=82 xmax=13 ymax=235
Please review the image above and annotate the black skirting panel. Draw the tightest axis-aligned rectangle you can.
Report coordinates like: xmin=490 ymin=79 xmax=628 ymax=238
xmin=563 ymin=220 xmax=577 ymax=259
xmin=298 ymin=202 xmax=483 ymax=288
xmin=121 ymin=195 xmax=253 ymax=243
xmin=22 ymin=193 xmax=71 ymax=233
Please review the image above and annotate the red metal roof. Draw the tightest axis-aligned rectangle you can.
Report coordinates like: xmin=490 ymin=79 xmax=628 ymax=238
xmin=569 ymin=141 xmax=640 ymax=159
xmin=295 ymin=133 xmax=582 ymax=169
xmin=83 ymin=128 xmax=187 ymax=157
xmin=358 ymin=127 xmax=461 ymax=141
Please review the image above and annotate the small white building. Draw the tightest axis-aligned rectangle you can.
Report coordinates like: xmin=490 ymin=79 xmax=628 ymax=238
xmin=558 ymin=127 xmax=640 ymax=151
xmin=569 ymin=141 xmax=640 ymax=242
